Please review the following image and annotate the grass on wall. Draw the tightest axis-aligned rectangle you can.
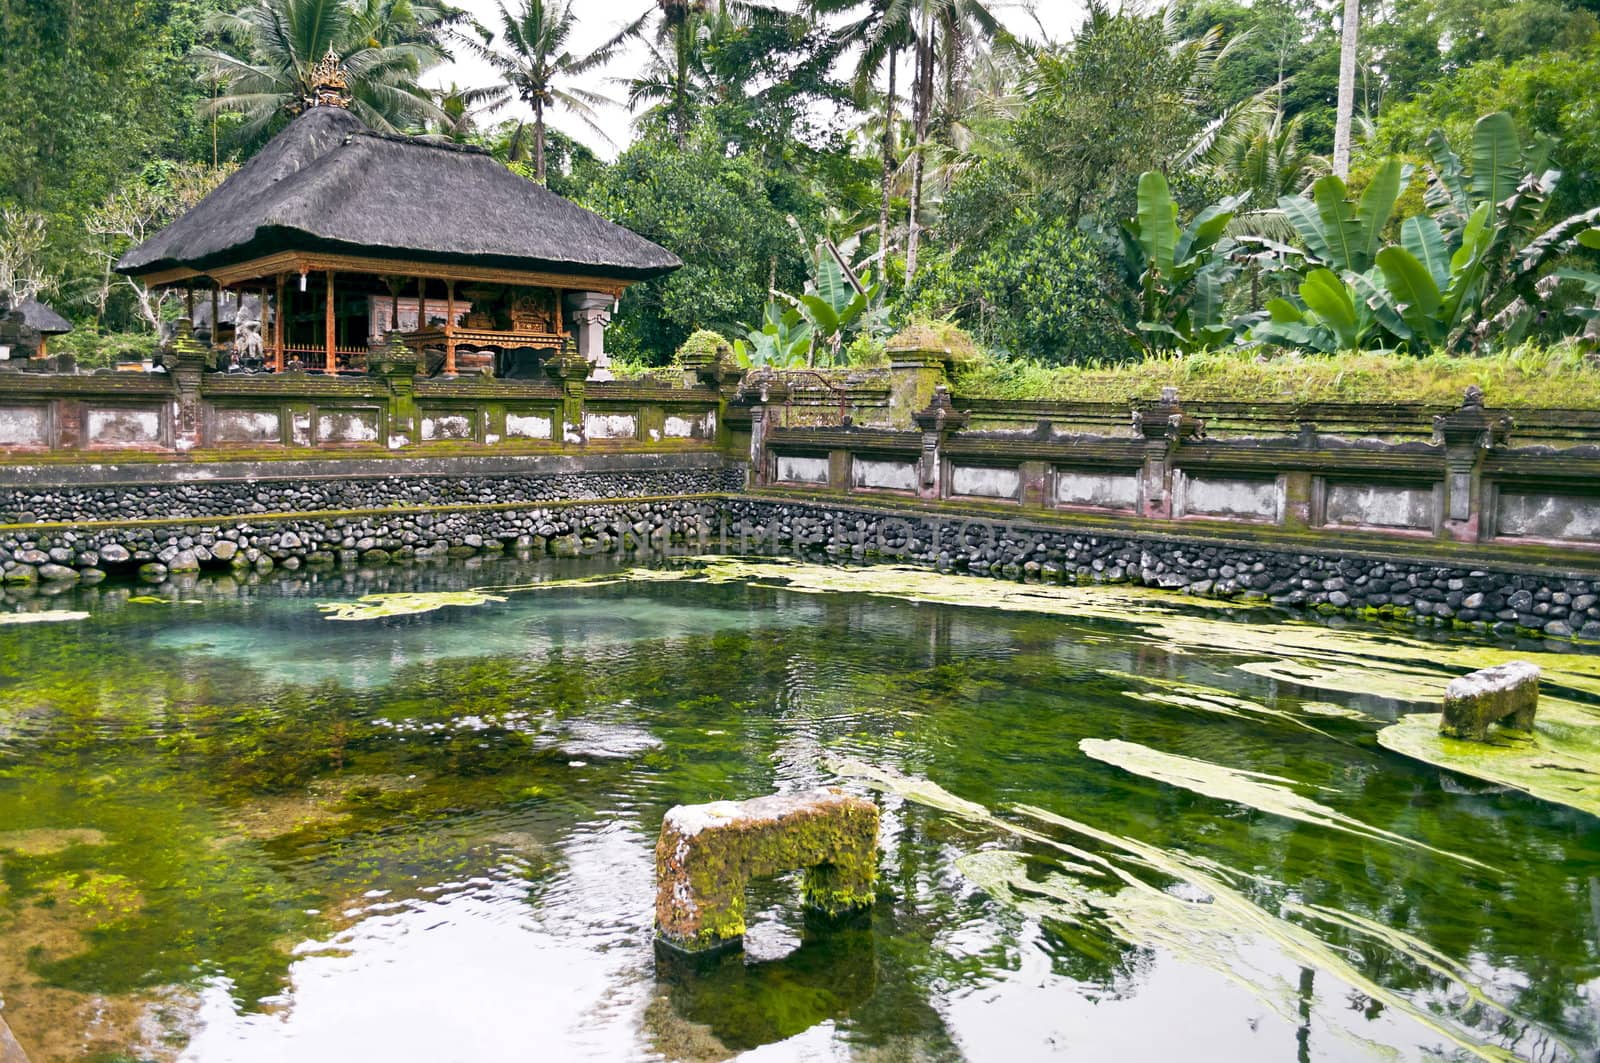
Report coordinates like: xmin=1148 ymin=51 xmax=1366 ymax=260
xmin=950 ymin=344 xmax=1600 ymax=408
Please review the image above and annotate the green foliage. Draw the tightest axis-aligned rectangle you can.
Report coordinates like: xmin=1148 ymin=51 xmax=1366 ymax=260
xmin=773 ymin=230 xmax=881 ymax=365
xmin=195 ymin=0 xmax=453 ymax=144
xmin=583 ymin=130 xmax=822 ymax=362
xmin=1278 ymin=160 xmax=1407 ymax=275
xmin=950 ymin=342 xmax=1600 ymax=408
xmin=675 ymin=329 xmax=733 ymax=365
xmin=906 ymin=209 xmax=1131 ymax=365
xmin=734 ymin=302 xmax=813 ymax=368
xmin=0 ymin=0 xmax=227 ymax=324
xmin=49 ymin=328 xmax=158 ymax=370
xmin=1117 ymin=171 xmax=1246 ymax=354
xmin=1375 ymin=40 xmax=1600 ymax=218
xmin=1014 ymin=2 xmax=1225 ymax=221
xmin=1255 ymin=114 xmax=1600 ymax=354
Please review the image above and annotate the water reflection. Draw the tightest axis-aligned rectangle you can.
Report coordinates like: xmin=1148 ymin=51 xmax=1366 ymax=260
xmin=0 ymin=555 xmax=1595 ymax=1061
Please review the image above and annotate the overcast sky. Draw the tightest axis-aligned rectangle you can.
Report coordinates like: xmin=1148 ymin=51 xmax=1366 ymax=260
xmin=426 ymin=1 xmax=1092 ymax=159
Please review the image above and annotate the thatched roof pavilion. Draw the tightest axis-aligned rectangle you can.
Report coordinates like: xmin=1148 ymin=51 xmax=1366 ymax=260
xmin=117 ymin=55 xmax=678 ymax=376
xmin=0 ymin=298 xmax=73 ymax=360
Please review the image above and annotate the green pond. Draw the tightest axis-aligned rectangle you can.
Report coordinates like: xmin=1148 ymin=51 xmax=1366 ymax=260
xmin=1 ymin=554 xmax=1598 ymax=1061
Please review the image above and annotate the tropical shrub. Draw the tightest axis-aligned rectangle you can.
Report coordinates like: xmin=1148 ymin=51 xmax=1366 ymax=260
xmin=1116 ymin=171 xmax=1246 ymax=354
xmin=906 ymin=212 xmax=1131 ymax=365
xmin=1254 ymin=113 xmax=1600 ymax=353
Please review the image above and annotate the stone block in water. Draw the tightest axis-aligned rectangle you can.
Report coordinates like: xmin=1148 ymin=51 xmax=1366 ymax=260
xmin=1440 ymin=661 xmax=1540 ymax=741
xmin=655 ymin=788 xmax=878 ymax=953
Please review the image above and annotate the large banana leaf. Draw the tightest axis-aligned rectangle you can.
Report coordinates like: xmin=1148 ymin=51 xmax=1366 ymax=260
xmin=811 ymin=252 xmax=853 ymax=322
xmin=1400 ymin=216 xmax=1451 ymax=291
xmin=1442 ymin=203 xmax=1494 ymax=317
xmin=797 ymin=294 xmax=841 ymax=337
xmin=1580 ymin=229 xmax=1600 ymax=250
xmin=1136 ymin=171 xmax=1179 ymax=277
xmin=1376 ymin=247 xmax=1445 ymax=343
xmin=1285 ymin=160 xmax=1401 ymax=274
xmin=1424 ymin=128 xmax=1470 ymax=221
xmin=1279 ymin=191 xmax=1334 ymax=265
xmin=1470 ymin=112 xmax=1524 ymax=210
xmin=1353 ymin=159 xmax=1404 ymax=272
xmin=1174 ymin=193 xmax=1246 ymax=270
xmin=1349 ymin=270 xmax=1414 ymax=342
xmin=1299 ymin=268 xmax=1361 ymax=349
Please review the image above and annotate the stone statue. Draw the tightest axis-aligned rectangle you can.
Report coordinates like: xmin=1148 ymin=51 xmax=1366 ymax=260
xmin=234 ymin=321 xmax=264 ymax=370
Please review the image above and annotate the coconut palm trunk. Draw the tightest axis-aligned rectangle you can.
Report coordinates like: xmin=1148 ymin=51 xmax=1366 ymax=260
xmin=533 ymin=98 xmax=548 ymax=181
xmin=878 ymin=46 xmax=897 ymax=294
xmin=904 ymin=28 xmax=933 ymax=286
xmin=1332 ymin=0 xmax=1360 ymax=177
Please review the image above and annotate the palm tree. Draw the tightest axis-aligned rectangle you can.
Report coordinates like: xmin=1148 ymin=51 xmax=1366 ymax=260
xmin=882 ymin=0 xmax=1003 ymax=286
xmin=430 ymin=82 xmax=502 ymax=142
xmin=459 ymin=0 xmax=620 ymax=182
xmin=1333 ymin=0 xmax=1360 ymax=177
xmin=622 ymin=8 xmax=716 ymax=147
xmin=806 ymin=0 xmax=913 ymax=294
xmin=609 ymin=0 xmax=782 ymax=149
xmin=196 ymin=0 xmax=451 ymax=143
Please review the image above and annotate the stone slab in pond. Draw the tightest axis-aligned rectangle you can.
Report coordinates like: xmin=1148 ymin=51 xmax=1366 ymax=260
xmin=655 ymin=788 xmax=878 ymax=954
xmin=1441 ymin=661 xmax=1540 ymax=741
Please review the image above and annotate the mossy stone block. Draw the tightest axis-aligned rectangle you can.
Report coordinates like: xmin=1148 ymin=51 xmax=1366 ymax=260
xmin=656 ymin=788 xmax=878 ymax=953
xmin=1440 ymin=661 xmax=1540 ymax=741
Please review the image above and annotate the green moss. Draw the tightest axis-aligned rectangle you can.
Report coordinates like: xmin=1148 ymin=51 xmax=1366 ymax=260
xmin=950 ymin=342 xmax=1600 ymax=408
xmin=1377 ymin=699 xmax=1600 ymax=817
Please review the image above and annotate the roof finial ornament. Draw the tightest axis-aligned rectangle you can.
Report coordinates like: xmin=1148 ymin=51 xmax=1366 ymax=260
xmin=307 ymin=46 xmax=350 ymax=110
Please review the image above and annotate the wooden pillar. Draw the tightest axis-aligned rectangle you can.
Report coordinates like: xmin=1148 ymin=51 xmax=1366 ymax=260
xmin=444 ymin=279 xmax=457 ymax=377
xmin=325 ymin=269 xmax=336 ymax=371
xmin=209 ymin=288 xmax=220 ymax=343
xmin=274 ymin=274 xmax=286 ymax=371
xmin=386 ymin=277 xmax=402 ymax=331
xmin=185 ymin=287 xmax=195 ymax=320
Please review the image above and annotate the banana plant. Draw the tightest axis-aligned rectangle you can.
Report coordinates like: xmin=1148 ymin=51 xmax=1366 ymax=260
xmin=1277 ymin=158 xmax=1406 ymax=275
xmin=1119 ymin=171 xmax=1248 ymax=353
xmin=776 ymin=236 xmax=882 ymax=367
xmin=1419 ymin=113 xmax=1600 ymax=346
xmin=733 ymin=301 xmax=813 ymax=369
xmin=1251 ymin=268 xmax=1388 ymax=353
xmin=1555 ymin=229 xmax=1600 ymax=330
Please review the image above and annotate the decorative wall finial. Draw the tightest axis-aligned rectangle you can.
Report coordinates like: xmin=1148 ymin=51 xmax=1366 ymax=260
xmin=307 ymin=47 xmax=351 ymax=110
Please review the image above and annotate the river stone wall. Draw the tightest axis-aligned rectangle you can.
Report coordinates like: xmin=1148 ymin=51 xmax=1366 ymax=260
xmin=0 ymin=454 xmax=742 ymax=524
xmin=0 ymin=497 xmax=725 ymax=589
xmin=720 ymin=498 xmax=1600 ymax=641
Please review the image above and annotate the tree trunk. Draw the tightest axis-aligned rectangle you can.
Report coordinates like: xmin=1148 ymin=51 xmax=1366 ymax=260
xmin=878 ymin=47 xmax=897 ymax=297
xmin=534 ymin=100 xmax=547 ymax=183
xmin=1333 ymin=0 xmax=1360 ymax=178
xmin=904 ymin=31 xmax=933 ymax=288
xmin=676 ymin=25 xmax=690 ymax=150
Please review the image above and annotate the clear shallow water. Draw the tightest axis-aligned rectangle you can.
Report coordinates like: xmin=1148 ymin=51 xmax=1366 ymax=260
xmin=0 ymin=555 xmax=1596 ymax=1062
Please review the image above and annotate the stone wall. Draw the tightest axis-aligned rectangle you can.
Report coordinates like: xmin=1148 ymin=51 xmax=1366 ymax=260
xmin=0 ymin=452 xmax=741 ymax=524
xmin=0 ymin=333 xmax=734 ymax=457
xmin=719 ymin=498 xmax=1600 ymax=641
xmin=0 ymin=495 xmax=726 ymax=588
xmin=739 ymin=375 xmax=1600 ymax=563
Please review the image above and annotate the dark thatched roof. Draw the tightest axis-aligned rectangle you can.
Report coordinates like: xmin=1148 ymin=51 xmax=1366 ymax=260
xmin=3 ymin=299 xmax=73 ymax=334
xmin=117 ymin=107 xmax=680 ymax=282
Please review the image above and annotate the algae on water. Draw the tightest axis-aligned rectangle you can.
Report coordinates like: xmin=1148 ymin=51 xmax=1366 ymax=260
xmin=1377 ymin=698 xmax=1600 ymax=818
xmin=318 ymin=590 xmax=509 ymax=621
xmin=0 ymin=610 xmax=90 ymax=625
xmin=1080 ymin=738 xmax=1489 ymax=867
